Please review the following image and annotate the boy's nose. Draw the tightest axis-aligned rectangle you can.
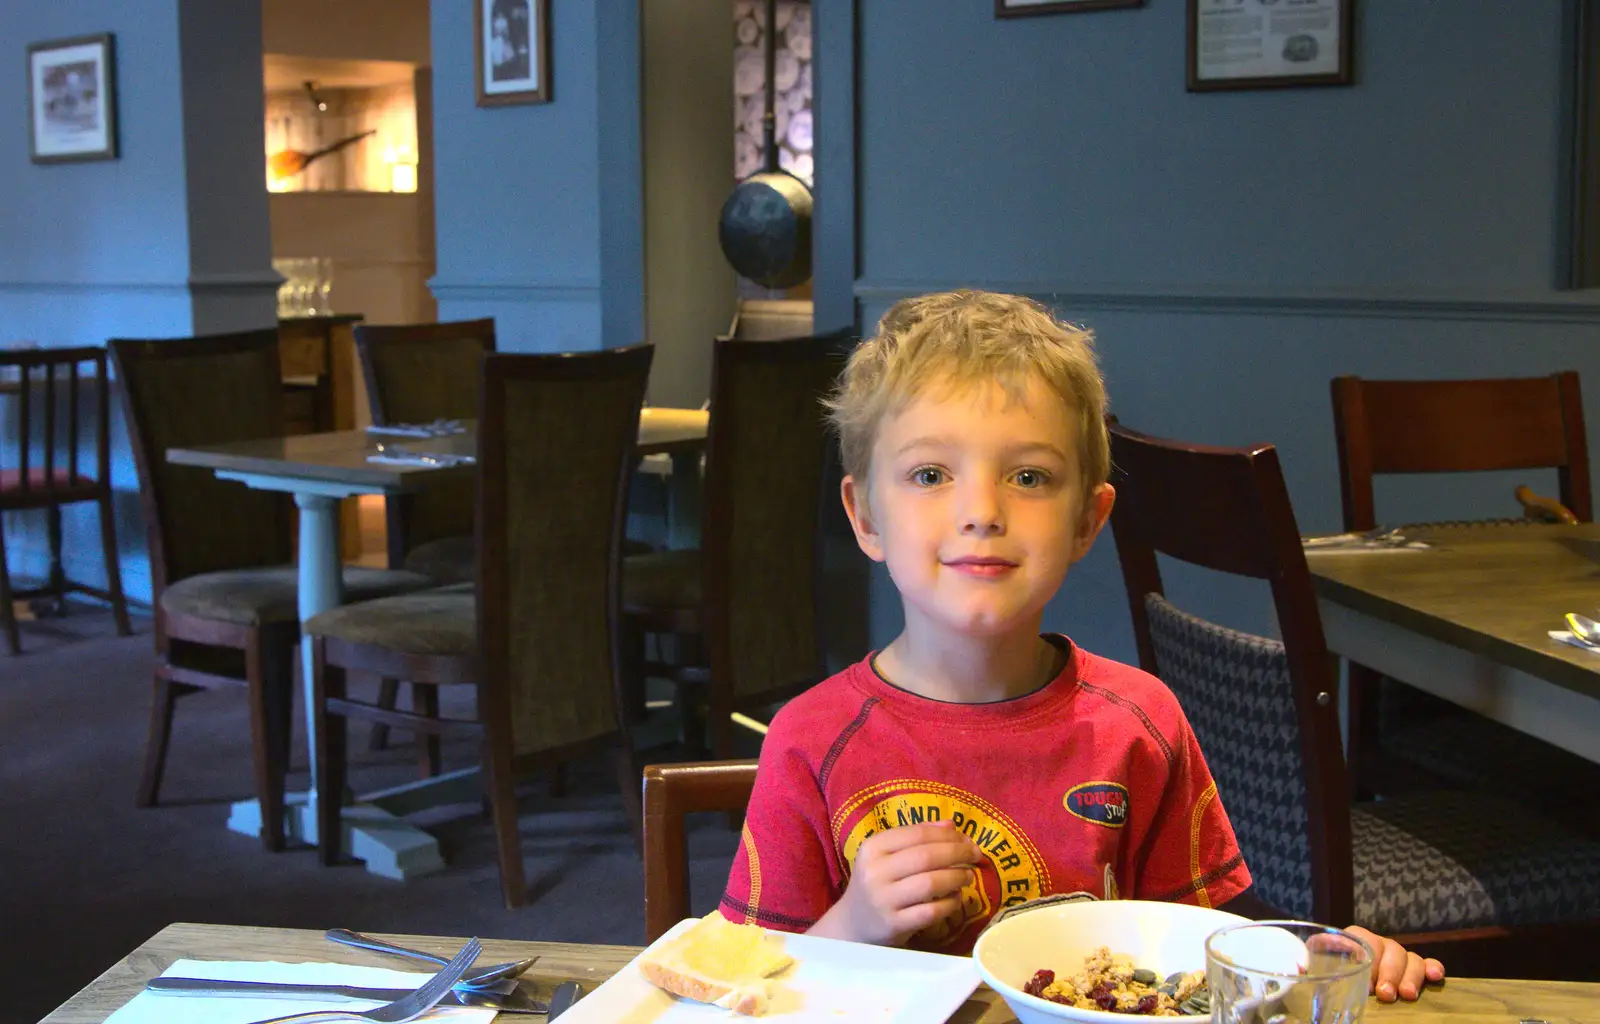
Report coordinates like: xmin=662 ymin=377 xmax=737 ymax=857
xmin=957 ymin=485 xmax=1005 ymax=535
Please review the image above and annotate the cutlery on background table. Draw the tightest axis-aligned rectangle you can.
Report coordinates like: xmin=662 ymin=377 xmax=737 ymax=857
xmin=242 ymin=936 xmax=481 ymax=1024
xmin=146 ymin=977 xmax=546 ymax=1014
xmin=1565 ymin=612 xmax=1600 ymax=646
xmin=324 ymin=928 xmax=538 ymax=989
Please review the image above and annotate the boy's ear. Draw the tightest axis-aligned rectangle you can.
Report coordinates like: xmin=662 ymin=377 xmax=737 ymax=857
xmin=1069 ymin=483 xmax=1116 ymax=563
xmin=841 ymin=474 xmax=886 ymax=563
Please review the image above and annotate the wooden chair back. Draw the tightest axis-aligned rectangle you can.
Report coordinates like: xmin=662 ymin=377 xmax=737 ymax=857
xmin=642 ymin=760 xmax=759 ymax=942
xmin=109 ymin=331 xmax=292 ymax=595
xmin=475 ymin=344 xmax=653 ymax=767
xmin=0 ymin=346 xmax=110 ymax=506
xmin=701 ymin=332 xmax=850 ymax=736
xmin=355 ymin=319 xmax=497 ymax=564
xmin=1107 ymin=420 xmax=1353 ymax=926
xmin=1331 ymin=373 xmax=1591 ymax=530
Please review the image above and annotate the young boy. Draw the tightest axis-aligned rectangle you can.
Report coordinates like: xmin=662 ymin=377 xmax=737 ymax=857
xmin=718 ymin=290 xmax=1445 ymax=1002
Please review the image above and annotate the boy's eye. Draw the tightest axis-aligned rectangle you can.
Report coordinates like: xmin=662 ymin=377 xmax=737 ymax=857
xmin=1013 ymin=469 xmax=1049 ymax=488
xmin=911 ymin=466 xmax=946 ymax=487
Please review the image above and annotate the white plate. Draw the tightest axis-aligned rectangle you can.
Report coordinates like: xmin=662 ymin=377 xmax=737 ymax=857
xmin=556 ymin=918 xmax=981 ymax=1023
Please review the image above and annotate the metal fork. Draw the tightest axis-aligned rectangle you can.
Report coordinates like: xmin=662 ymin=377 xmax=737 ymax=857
xmin=242 ymin=937 xmax=482 ymax=1024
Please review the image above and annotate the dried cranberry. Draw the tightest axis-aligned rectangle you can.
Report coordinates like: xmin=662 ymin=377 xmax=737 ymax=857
xmin=1095 ymin=993 xmax=1120 ymax=1011
xmin=1049 ymin=992 xmax=1075 ymax=1005
xmin=1135 ymin=994 xmax=1160 ymax=1015
xmin=1090 ymin=982 xmax=1115 ymax=1001
xmin=1023 ymin=970 xmax=1054 ymax=997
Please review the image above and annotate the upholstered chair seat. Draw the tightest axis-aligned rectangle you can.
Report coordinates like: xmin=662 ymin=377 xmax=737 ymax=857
xmin=161 ymin=566 xmax=431 ymax=627
xmin=1350 ymin=794 xmax=1600 ymax=935
xmin=306 ymin=583 xmax=475 ymax=657
xmin=402 ymin=535 xmax=477 ymax=585
xmin=621 ymin=549 xmax=701 ymax=612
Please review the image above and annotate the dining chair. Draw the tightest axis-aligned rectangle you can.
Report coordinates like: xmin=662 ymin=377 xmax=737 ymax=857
xmin=1108 ymin=420 xmax=1600 ymax=975
xmin=1329 ymin=372 xmax=1600 ymax=811
xmin=355 ymin=318 xmax=496 ymax=585
xmin=110 ymin=330 xmax=431 ymax=851
xmin=354 ymin=319 xmax=496 ymax=764
xmin=0 ymin=346 xmax=130 ymax=654
xmin=642 ymin=759 xmax=758 ymax=943
xmin=307 ymin=344 xmax=655 ymax=907
xmin=621 ymin=331 xmax=850 ymax=759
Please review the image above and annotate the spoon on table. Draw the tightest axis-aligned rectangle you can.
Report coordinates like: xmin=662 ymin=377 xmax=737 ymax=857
xmin=1564 ymin=613 xmax=1600 ymax=647
xmin=325 ymin=928 xmax=538 ymax=989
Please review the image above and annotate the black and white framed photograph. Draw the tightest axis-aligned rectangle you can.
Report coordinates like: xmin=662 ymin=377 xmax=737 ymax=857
xmin=1188 ymin=0 xmax=1353 ymax=92
xmin=996 ymin=0 xmax=1143 ymax=15
xmin=27 ymin=33 xmax=118 ymax=163
xmin=475 ymin=0 xmax=550 ymax=106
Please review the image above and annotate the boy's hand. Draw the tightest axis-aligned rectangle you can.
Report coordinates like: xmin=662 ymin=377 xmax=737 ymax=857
xmin=809 ymin=820 xmax=981 ymax=946
xmin=1344 ymin=926 xmax=1445 ymax=1001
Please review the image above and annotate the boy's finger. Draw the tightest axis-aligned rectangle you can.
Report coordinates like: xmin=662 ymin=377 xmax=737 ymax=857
xmin=1424 ymin=958 xmax=1445 ymax=982
xmin=1372 ymin=937 xmax=1408 ymax=1002
xmin=1397 ymin=951 xmax=1427 ymax=1001
xmin=862 ymin=822 xmax=965 ymax=856
xmin=891 ymin=892 xmax=963 ymax=938
xmin=884 ymin=866 xmax=973 ymax=910
xmin=878 ymin=838 xmax=982 ymax=882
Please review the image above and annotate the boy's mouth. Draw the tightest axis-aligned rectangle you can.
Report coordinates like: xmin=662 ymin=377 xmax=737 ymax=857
xmin=943 ymin=556 xmax=1018 ymax=578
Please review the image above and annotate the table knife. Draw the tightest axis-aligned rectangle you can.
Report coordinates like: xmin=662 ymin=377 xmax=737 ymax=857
xmin=146 ymin=976 xmax=546 ymax=1013
xmin=547 ymin=981 xmax=582 ymax=1019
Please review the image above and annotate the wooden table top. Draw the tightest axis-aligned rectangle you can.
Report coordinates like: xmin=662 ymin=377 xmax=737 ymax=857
xmin=1307 ymin=523 xmax=1600 ymax=701
xmin=166 ymin=407 xmax=709 ymax=494
xmin=37 ymin=921 xmax=1600 ymax=1024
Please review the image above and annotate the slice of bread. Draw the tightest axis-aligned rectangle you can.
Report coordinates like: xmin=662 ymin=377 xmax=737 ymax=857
xmin=638 ymin=913 xmax=795 ymax=1016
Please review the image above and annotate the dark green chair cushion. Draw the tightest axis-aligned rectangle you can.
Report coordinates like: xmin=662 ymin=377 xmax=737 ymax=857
xmin=304 ymin=583 xmax=476 ymax=657
xmin=622 ymin=548 xmax=700 ymax=612
xmin=403 ymin=535 xmax=477 ymax=585
xmin=160 ymin=566 xmax=432 ymax=627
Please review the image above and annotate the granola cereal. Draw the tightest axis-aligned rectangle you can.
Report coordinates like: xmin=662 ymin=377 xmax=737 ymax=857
xmin=1022 ymin=946 xmax=1209 ymax=1016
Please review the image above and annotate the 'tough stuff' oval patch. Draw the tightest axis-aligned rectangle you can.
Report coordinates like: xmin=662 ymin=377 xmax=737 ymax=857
xmin=1063 ymin=781 xmax=1129 ymax=828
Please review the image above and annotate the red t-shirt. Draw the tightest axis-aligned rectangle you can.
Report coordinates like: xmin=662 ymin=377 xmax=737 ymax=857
xmin=719 ymin=638 xmax=1251 ymax=955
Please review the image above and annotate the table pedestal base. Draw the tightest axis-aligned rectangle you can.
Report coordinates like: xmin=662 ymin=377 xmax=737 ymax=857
xmin=225 ymin=769 xmax=480 ymax=882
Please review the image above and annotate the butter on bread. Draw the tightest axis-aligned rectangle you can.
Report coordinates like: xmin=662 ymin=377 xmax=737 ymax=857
xmin=638 ymin=913 xmax=795 ymax=1016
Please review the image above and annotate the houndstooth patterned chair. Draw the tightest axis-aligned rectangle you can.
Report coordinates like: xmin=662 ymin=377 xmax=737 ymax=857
xmin=1145 ymin=594 xmax=1600 ymax=935
xmin=1108 ymin=419 xmax=1600 ymax=968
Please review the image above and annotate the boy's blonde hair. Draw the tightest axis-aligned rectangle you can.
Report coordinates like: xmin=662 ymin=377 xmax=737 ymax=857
xmin=825 ymin=289 xmax=1109 ymax=496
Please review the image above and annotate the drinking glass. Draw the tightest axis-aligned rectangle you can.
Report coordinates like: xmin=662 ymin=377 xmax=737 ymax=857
xmin=315 ymin=256 xmax=334 ymax=315
xmin=1205 ymin=921 xmax=1372 ymax=1024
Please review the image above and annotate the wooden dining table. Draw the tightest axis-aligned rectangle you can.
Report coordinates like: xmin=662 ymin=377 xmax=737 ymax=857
xmin=1308 ymin=522 xmax=1600 ymax=765
xmin=163 ymin=408 xmax=710 ymax=881
xmin=39 ymin=922 xmax=1600 ymax=1024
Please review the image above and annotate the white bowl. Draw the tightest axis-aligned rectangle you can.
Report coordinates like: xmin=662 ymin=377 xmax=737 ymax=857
xmin=972 ymin=900 xmax=1250 ymax=1024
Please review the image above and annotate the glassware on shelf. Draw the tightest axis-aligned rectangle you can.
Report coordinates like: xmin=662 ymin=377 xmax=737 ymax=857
xmin=272 ymin=257 xmax=335 ymax=318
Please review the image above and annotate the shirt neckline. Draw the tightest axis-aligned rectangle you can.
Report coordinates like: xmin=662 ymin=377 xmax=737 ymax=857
xmin=855 ymin=635 xmax=1083 ymax=723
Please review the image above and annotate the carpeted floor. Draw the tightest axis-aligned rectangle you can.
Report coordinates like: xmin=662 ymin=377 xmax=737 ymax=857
xmin=0 ymin=604 xmax=743 ymax=1024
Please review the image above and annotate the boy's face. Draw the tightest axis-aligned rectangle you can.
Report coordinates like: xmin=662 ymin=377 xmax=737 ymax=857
xmin=841 ymin=375 xmax=1115 ymax=640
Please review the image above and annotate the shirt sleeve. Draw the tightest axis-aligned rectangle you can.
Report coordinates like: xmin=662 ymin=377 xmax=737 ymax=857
xmin=1128 ymin=708 xmax=1252 ymax=909
xmin=719 ymin=714 xmax=841 ymax=933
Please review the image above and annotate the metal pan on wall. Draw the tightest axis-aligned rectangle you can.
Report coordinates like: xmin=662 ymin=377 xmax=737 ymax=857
xmin=719 ymin=0 xmax=813 ymax=289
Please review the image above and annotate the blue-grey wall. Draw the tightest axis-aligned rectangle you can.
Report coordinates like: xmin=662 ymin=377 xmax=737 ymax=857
xmin=825 ymin=0 xmax=1600 ymax=663
xmin=430 ymin=0 xmax=642 ymax=354
xmin=1 ymin=0 xmax=274 ymax=604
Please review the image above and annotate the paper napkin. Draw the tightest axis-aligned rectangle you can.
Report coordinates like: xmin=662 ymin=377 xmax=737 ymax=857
xmin=105 ymin=958 xmax=496 ymax=1024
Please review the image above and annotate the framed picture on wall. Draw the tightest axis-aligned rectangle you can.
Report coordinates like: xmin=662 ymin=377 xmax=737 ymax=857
xmin=996 ymin=0 xmax=1144 ymax=15
xmin=27 ymin=33 xmax=118 ymax=163
xmin=1188 ymin=0 xmax=1353 ymax=92
xmin=476 ymin=0 xmax=551 ymax=106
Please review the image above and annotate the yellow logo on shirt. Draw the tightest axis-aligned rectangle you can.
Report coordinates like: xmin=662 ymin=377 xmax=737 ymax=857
xmin=833 ymin=780 xmax=1050 ymax=949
